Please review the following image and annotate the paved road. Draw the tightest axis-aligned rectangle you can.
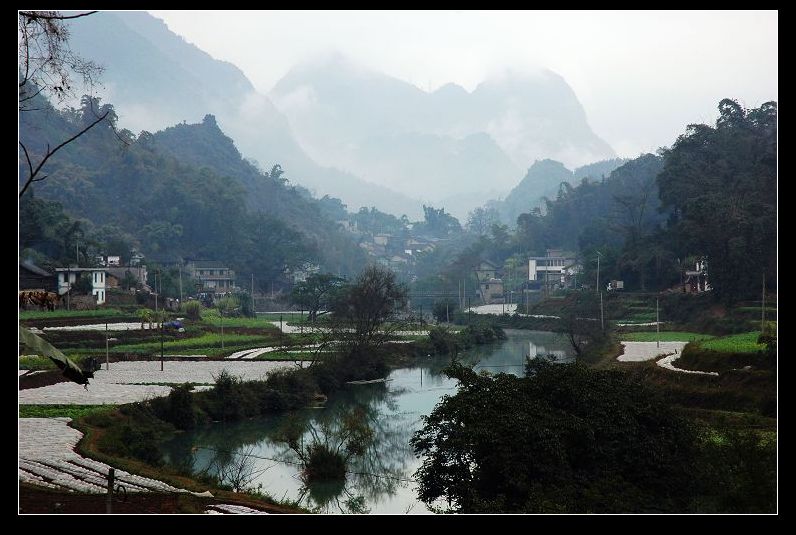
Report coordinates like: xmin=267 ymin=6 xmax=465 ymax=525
xmin=617 ymin=341 xmax=687 ymax=362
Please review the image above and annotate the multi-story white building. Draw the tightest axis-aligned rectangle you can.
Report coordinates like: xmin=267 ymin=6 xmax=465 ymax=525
xmin=55 ymin=268 xmax=107 ymax=304
xmin=528 ymin=250 xmax=580 ymax=290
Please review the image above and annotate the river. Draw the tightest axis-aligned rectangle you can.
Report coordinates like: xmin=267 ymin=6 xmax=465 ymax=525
xmin=161 ymin=329 xmax=574 ymax=513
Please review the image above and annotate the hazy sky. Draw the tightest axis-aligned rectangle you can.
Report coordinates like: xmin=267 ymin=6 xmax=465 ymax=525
xmin=149 ymin=10 xmax=777 ymax=158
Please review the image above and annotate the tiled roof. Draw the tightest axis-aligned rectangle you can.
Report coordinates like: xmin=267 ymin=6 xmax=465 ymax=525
xmin=20 ymin=260 xmax=51 ymax=277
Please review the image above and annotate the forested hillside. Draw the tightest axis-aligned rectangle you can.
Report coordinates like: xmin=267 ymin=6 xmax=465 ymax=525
xmin=417 ymin=99 xmax=777 ymax=302
xmin=19 ymin=92 xmax=367 ymax=289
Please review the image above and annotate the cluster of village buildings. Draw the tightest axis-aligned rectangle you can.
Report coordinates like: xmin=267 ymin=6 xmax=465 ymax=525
xmin=20 ymin=231 xmax=711 ymax=309
xmin=19 ymin=253 xmax=239 ymax=307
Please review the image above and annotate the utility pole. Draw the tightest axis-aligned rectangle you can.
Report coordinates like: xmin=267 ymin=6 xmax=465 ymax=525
xmin=160 ymin=314 xmax=164 ymax=372
xmin=600 ymin=292 xmax=604 ymax=333
xmin=179 ymin=265 xmax=183 ymax=308
xmin=468 ymin=297 xmax=471 ymax=325
xmin=105 ymin=322 xmax=109 ymax=371
xmin=596 ymin=252 xmax=601 ymax=295
xmin=154 ymin=270 xmax=159 ymax=313
xmin=761 ymin=274 xmax=766 ymax=334
xmin=656 ymin=297 xmax=660 ymax=349
xmin=220 ymin=306 xmax=224 ymax=350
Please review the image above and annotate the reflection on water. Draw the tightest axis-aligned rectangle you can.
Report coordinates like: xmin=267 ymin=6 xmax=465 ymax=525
xmin=161 ymin=330 xmax=573 ymax=514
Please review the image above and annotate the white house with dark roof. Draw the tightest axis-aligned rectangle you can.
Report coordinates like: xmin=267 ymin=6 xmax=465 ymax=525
xmin=55 ymin=267 xmax=107 ymax=304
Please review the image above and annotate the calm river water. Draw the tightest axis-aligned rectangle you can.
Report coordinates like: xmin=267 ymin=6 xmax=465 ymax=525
xmin=161 ymin=329 xmax=573 ymax=513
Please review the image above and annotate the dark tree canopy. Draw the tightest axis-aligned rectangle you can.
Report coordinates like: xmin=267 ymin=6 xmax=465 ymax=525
xmin=411 ymin=360 xmax=700 ymax=513
xmin=657 ymin=99 xmax=777 ymax=301
xmin=291 ymin=273 xmax=347 ymax=321
xmin=329 ymin=265 xmax=409 ymax=352
xmin=415 ymin=205 xmax=462 ymax=238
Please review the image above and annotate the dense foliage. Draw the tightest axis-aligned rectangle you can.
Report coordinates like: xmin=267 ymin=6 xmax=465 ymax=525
xmin=19 ymin=94 xmax=367 ymax=290
xmin=657 ymin=99 xmax=777 ymax=301
xmin=412 ymin=359 xmax=775 ymax=513
xmin=412 ymin=360 xmax=700 ymax=512
xmin=416 ymin=99 xmax=776 ymax=302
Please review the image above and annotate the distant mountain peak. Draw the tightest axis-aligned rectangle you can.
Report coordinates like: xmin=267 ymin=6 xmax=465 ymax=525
xmin=433 ymin=82 xmax=469 ymax=95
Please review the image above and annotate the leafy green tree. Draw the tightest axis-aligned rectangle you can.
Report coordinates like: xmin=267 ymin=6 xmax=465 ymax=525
xmin=657 ymin=99 xmax=776 ymax=301
xmin=328 ymin=265 xmax=409 ymax=357
xmin=137 ymin=308 xmax=153 ymax=329
xmin=432 ymin=299 xmax=458 ymax=323
xmin=233 ymin=291 xmax=255 ymax=318
xmin=466 ymin=207 xmax=500 ymax=236
xmin=120 ymin=270 xmax=138 ymax=290
xmin=184 ymin=300 xmax=202 ymax=321
xmin=415 ymin=205 xmax=462 ymax=238
xmin=352 ymin=206 xmax=407 ymax=235
xmin=291 ymin=273 xmax=347 ymax=321
xmin=412 ymin=360 xmax=700 ymax=513
xmin=141 ymin=221 xmax=183 ymax=254
xmin=71 ymin=272 xmax=93 ymax=294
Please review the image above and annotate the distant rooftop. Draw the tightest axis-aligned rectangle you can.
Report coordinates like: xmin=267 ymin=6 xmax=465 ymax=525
xmin=187 ymin=260 xmax=230 ymax=268
xmin=20 ymin=260 xmax=51 ymax=277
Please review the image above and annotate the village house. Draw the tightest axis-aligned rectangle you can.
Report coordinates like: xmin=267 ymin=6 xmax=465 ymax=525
xmin=105 ymin=265 xmax=149 ymax=290
xmin=528 ymin=249 xmax=580 ymax=291
xmin=474 ymin=259 xmax=500 ymax=282
xmin=290 ymin=262 xmax=321 ymax=284
xmin=19 ymin=260 xmax=56 ymax=292
xmin=472 ymin=259 xmax=504 ymax=304
xmin=684 ymin=257 xmax=711 ymax=293
xmin=186 ymin=261 xmax=236 ymax=293
xmin=479 ymin=277 xmax=505 ymax=305
xmin=55 ymin=267 xmax=108 ymax=304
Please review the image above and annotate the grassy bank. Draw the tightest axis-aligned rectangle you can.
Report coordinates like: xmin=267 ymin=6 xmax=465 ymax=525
xmin=19 ymin=404 xmax=117 ymax=419
xmin=20 ymin=308 xmax=126 ymax=321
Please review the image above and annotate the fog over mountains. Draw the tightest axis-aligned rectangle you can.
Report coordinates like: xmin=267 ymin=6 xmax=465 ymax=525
xmin=67 ymin=11 xmax=616 ymax=220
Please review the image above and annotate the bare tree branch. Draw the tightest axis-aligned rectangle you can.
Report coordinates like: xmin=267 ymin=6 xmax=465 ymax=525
xmin=19 ymin=141 xmax=34 ymax=179
xmin=19 ymin=11 xmax=98 ymax=21
xmin=19 ymin=110 xmax=108 ymax=197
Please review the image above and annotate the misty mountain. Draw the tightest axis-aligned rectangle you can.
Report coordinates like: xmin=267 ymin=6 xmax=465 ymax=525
xmin=489 ymin=158 xmax=628 ymax=226
xmin=65 ymin=11 xmax=421 ymax=218
xmin=270 ymin=55 xmax=616 ymax=212
xmin=20 ymin=92 xmax=368 ymax=279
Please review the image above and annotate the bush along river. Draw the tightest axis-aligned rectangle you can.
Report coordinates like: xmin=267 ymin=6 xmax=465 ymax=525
xmin=161 ymin=330 xmax=574 ymax=513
